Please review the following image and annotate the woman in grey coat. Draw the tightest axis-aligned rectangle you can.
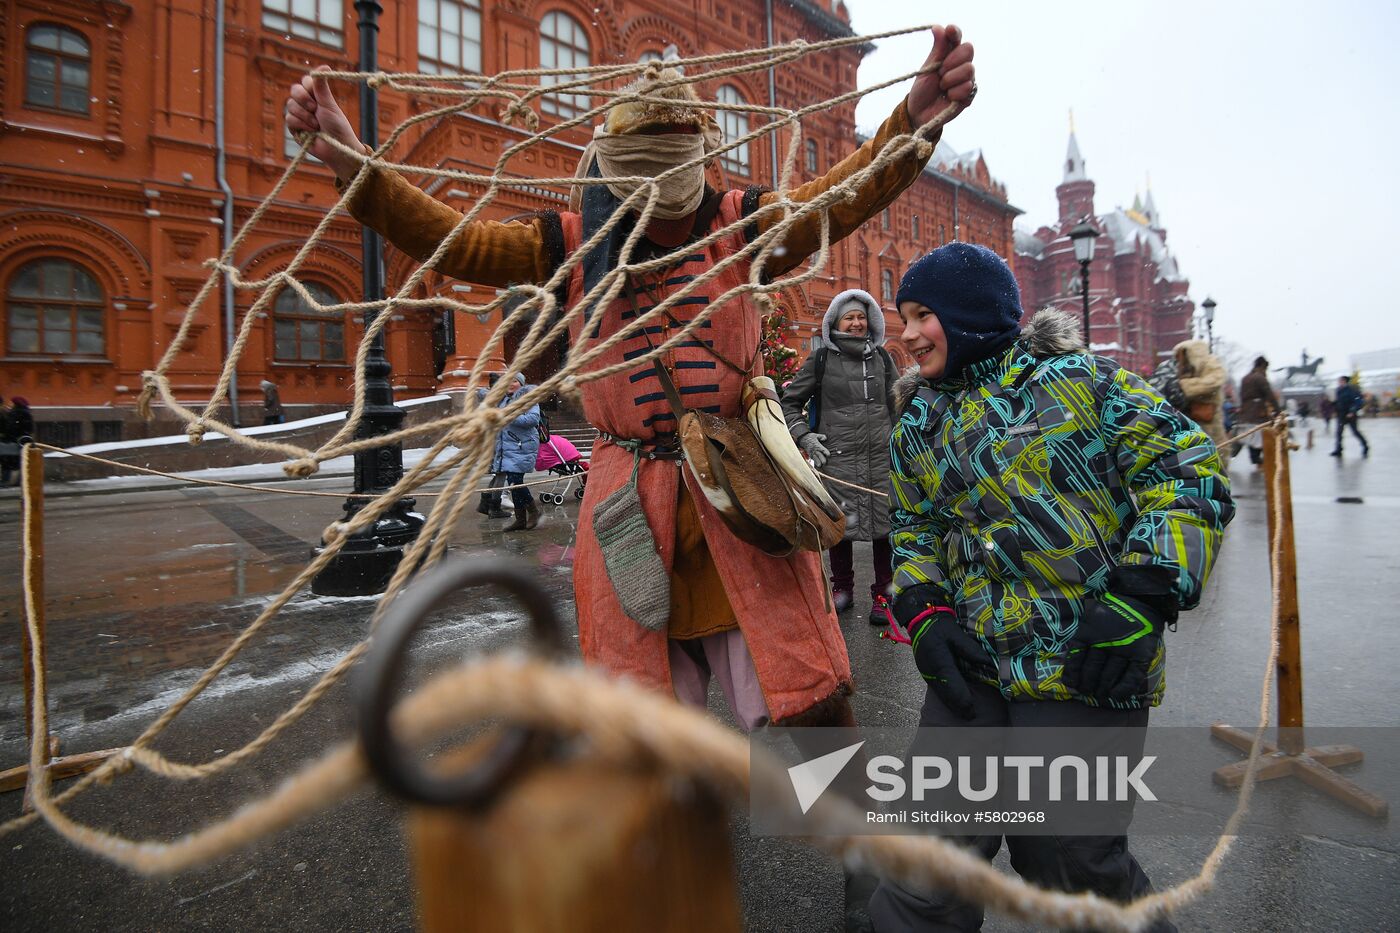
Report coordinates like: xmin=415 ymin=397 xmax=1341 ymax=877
xmin=781 ymin=289 xmax=898 ymax=622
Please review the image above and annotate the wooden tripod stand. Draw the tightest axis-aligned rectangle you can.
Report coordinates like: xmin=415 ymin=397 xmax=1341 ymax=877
xmin=1210 ymin=423 xmax=1387 ymax=818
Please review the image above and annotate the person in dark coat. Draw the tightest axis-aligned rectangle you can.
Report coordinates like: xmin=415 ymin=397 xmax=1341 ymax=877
xmin=1236 ymin=356 xmax=1280 ymax=466
xmin=260 ymin=380 xmax=285 ymax=425
xmin=781 ymin=289 xmax=898 ymax=622
xmin=1331 ymin=375 xmax=1369 ymax=458
xmin=479 ymin=374 xmax=543 ymax=531
xmin=3 ymin=397 xmax=34 ymax=486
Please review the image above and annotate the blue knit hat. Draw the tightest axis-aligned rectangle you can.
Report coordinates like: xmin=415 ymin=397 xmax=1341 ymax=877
xmin=896 ymin=242 xmax=1024 ymax=379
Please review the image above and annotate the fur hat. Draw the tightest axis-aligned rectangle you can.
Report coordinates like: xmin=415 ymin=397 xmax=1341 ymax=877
xmin=602 ymin=66 xmax=722 ymax=148
xmin=896 ymin=243 xmax=1024 ymax=379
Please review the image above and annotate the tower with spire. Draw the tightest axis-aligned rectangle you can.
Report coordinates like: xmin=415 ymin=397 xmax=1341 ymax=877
xmin=1057 ymin=112 xmax=1096 ymax=224
xmin=1012 ymin=121 xmax=1196 ymax=376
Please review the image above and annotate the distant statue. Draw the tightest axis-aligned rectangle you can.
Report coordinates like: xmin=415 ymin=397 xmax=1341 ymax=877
xmin=1276 ymin=350 xmax=1324 ymax=384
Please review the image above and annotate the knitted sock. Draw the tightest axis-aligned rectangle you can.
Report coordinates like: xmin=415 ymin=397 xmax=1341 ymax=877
xmin=591 ymin=480 xmax=670 ymax=631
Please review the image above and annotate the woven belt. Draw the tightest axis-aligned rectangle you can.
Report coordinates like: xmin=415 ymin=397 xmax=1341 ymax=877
xmin=599 ymin=431 xmax=685 ymax=461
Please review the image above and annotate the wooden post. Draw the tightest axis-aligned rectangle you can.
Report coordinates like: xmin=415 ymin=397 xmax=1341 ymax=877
xmin=20 ymin=443 xmax=49 ymax=772
xmin=1 ymin=445 xmax=121 ymax=796
xmin=1270 ymin=426 xmax=1305 ymax=754
xmin=1211 ymin=421 xmax=1387 ymax=818
xmin=409 ymin=750 xmax=742 ymax=933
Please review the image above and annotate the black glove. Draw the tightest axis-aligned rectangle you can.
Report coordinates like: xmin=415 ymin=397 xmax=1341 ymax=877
xmin=1063 ymin=593 xmax=1175 ymax=704
xmin=895 ymin=586 xmax=984 ymax=720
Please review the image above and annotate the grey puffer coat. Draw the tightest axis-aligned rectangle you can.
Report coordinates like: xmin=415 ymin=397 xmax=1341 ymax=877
xmin=781 ymin=289 xmax=897 ymax=541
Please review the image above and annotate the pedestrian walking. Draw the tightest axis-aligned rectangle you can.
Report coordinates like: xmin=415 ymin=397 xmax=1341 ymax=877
xmin=481 ymin=374 xmax=543 ymax=531
xmin=260 ymin=380 xmax=285 ymax=426
xmin=1237 ymin=356 xmax=1280 ymax=467
xmin=1320 ymin=395 xmax=1335 ymax=430
xmin=1171 ymin=338 xmax=1228 ymax=450
xmin=1331 ymin=375 xmax=1369 ymax=458
xmin=781 ymin=289 xmax=898 ymax=624
xmin=868 ymin=243 xmax=1234 ymax=932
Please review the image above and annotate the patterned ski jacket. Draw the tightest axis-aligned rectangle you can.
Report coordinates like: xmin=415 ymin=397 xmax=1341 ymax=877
xmin=889 ymin=309 xmax=1234 ymax=708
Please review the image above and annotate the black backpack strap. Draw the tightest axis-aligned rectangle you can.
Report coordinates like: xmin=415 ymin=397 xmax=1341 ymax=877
xmin=876 ymin=345 xmax=897 ymax=416
xmin=808 ymin=346 xmax=828 ymax=430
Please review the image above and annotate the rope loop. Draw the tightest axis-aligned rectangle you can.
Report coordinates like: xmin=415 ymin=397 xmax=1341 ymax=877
xmin=186 ymin=421 xmax=207 ymax=446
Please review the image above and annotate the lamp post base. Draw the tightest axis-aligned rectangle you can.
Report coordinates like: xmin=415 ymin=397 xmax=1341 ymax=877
xmin=311 ymin=503 xmax=426 ymax=597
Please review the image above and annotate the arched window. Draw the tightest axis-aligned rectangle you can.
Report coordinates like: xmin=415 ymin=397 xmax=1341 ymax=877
xmin=539 ymin=12 xmax=591 ymax=120
xmin=716 ymin=85 xmax=750 ymax=176
xmin=638 ymin=50 xmax=663 ymax=64
xmin=6 ymin=259 xmax=105 ymax=355
xmin=880 ymin=269 xmax=894 ymax=304
xmin=805 ymin=138 xmax=819 ymax=173
xmin=419 ymin=0 xmax=482 ymax=75
xmin=25 ymin=25 xmax=90 ymax=114
xmin=273 ymin=281 xmax=344 ymax=362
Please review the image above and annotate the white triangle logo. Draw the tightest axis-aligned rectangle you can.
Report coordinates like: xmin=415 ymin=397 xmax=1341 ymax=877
xmin=787 ymin=741 xmax=865 ymax=815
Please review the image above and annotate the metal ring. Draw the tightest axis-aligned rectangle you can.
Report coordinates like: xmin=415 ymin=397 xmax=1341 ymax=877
xmin=357 ymin=557 xmax=566 ymax=807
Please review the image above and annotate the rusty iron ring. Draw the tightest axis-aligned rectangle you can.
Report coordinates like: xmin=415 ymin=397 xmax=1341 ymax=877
xmin=357 ymin=557 xmax=567 ymax=807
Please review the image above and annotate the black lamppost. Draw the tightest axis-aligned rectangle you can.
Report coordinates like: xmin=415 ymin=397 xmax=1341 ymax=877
xmin=1201 ymin=296 xmax=1217 ymax=352
xmin=312 ymin=0 xmax=424 ymax=596
xmin=1068 ymin=221 xmax=1100 ymax=348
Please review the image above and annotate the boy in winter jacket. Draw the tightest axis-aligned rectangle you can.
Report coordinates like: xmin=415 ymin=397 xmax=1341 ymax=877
xmin=867 ymin=243 xmax=1234 ymax=932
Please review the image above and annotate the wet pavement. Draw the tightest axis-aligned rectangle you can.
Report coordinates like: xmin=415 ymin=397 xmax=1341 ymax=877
xmin=2 ymin=420 xmax=1399 ymax=931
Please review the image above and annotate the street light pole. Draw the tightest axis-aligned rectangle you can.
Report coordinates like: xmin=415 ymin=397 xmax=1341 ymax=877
xmin=1067 ymin=221 xmax=1101 ymax=350
xmin=1202 ymin=296 xmax=1217 ymax=353
xmin=312 ymin=0 xmax=424 ymax=596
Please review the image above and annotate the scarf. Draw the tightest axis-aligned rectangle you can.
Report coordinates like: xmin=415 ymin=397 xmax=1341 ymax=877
xmin=568 ymin=127 xmax=717 ymax=220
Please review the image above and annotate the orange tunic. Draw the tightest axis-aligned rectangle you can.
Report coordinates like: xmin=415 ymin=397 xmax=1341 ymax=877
xmin=343 ymin=100 xmax=938 ymax=721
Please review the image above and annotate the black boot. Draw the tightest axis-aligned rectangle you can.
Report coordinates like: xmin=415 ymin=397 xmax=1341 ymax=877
xmin=504 ymin=508 xmax=529 ymax=532
xmin=523 ymin=501 xmax=541 ymax=530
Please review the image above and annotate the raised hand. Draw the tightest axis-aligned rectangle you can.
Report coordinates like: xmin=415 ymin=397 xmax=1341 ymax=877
xmin=906 ymin=24 xmax=977 ymax=128
xmin=284 ymin=66 xmax=363 ymax=181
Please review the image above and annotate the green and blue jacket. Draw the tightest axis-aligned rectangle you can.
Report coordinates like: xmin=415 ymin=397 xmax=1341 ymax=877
xmin=889 ymin=309 xmax=1235 ymax=708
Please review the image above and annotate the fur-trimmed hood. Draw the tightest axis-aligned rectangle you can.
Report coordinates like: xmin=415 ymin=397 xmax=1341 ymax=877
xmin=820 ymin=288 xmax=884 ymax=350
xmin=894 ymin=307 xmax=1085 ymax=408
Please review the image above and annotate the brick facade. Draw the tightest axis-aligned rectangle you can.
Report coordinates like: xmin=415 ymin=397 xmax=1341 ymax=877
xmin=0 ymin=0 xmax=1017 ymax=443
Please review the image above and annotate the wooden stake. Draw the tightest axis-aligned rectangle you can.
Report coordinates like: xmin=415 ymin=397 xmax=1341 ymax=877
xmin=409 ymin=749 xmax=742 ymax=933
xmin=1211 ymin=422 xmax=1388 ymax=819
xmin=3 ymin=445 xmax=119 ymax=798
xmin=1270 ymin=425 xmax=1305 ymax=754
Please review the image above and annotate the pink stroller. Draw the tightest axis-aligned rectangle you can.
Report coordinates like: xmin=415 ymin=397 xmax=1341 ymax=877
xmin=534 ymin=434 xmax=589 ymax=505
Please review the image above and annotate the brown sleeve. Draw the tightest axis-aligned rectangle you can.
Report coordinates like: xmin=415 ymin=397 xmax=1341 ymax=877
xmin=339 ymin=164 xmax=553 ymax=287
xmin=755 ymin=98 xmax=937 ymax=277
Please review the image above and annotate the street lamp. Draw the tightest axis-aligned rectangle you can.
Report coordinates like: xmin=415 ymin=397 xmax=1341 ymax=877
xmin=1068 ymin=221 xmax=1100 ymax=348
xmin=312 ymin=0 xmax=424 ymax=596
xmin=1201 ymin=296 xmax=1217 ymax=352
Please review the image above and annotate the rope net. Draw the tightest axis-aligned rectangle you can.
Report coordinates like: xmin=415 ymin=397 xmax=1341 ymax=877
xmin=9 ymin=26 xmax=1277 ymax=931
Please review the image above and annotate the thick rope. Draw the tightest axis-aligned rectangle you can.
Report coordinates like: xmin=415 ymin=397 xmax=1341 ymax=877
xmin=13 ymin=651 xmax=1275 ymax=933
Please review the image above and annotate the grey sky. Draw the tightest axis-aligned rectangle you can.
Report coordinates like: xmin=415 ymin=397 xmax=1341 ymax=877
xmin=849 ymin=2 xmax=1399 ymax=376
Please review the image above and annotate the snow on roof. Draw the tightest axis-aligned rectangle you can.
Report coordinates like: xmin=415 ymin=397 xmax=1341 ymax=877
xmin=1014 ymin=228 xmax=1046 ymax=258
xmin=1064 ymin=132 xmax=1087 ymax=182
xmin=1099 ymin=209 xmax=1185 ymax=282
xmin=931 ymin=140 xmax=983 ymax=173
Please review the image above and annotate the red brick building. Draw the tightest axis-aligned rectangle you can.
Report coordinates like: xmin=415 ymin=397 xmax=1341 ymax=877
xmin=0 ymin=0 xmax=1017 ymax=444
xmin=1012 ymin=130 xmax=1195 ymax=375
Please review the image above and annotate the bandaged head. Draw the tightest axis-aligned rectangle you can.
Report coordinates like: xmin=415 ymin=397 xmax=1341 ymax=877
xmin=568 ymin=65 xmax=724 ymax=220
